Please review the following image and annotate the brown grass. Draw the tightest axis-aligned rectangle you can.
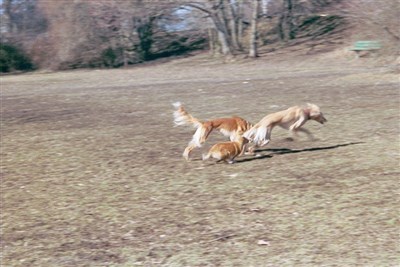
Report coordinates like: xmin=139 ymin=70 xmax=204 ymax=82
xmin=2 ymin=53 xmax=399 ymax=266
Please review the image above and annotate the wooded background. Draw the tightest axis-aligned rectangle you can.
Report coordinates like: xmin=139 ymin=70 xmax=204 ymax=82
xmin=1 ymin=0 xmax=398 ymax=72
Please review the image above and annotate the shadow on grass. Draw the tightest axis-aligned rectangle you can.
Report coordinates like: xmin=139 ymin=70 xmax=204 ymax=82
xmin=236 ymin=142 xmax=364 ymax=163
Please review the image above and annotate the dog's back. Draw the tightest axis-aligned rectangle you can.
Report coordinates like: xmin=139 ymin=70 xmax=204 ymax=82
xmin=203 ymin=137 xmax=248 ymax=163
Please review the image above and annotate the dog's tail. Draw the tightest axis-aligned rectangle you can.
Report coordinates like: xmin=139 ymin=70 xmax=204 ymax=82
xmin=173 ymin=102 xmax=203 ymax=128
xmin=173 ymin=102 xmax=206 ymax=148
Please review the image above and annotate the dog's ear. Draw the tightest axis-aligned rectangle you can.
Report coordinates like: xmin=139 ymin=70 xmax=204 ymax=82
xmin=307 ymin=103 xmax=318 ymax=109
xmin=307 ymin=103 xmax=321 ymax=114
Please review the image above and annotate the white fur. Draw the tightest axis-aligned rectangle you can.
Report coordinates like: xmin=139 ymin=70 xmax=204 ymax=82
xmin=244 ymin=126 xmax=269 ymax=146
xmin=172 ymin=101 xmax=182 ymax=108
xmin=254 ymin=127 xmax=268 ymax=145
xmin=172 ymin=103 xmax=202 ymax=128
xmin=202 ymin=151 xmax=222 ymax=161
xmin=219 ymin=128 xmax=237 ymax=141
xmin=243 ymin=127 xmax=256 ymax=141
xmin=173 ymin=111 xmax=191 ymax=126
xmin=191 ymin=126 xmax=205 ymax=147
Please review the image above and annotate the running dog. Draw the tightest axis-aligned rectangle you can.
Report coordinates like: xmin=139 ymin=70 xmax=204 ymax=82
xmin=202 ymin=136 xmax=249 ymax=164
xmin=173 ymin=102 xmax=253 ymax=160
xmin=244 ymin=103 xmax=327 ymax=151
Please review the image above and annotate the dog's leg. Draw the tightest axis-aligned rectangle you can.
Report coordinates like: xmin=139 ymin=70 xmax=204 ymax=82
xmin=289 ymin=116 xmax=307 ymax=131
xmin=202 ymin=124 xmax=213 ymax=143
xmin=184 ymin=126 xmax=207 ymax=160
xmin=227 ymin=154 xmax=238 ymax=164
xmin=245 ymin=143 xmax=258 ymax=155
xmin=202 ymin=152 xmax=211 ymax=161
xmin=183 ymin=143 xmax=196 ymax=161
xmin=260 ymin=139 xmax=270 ymax=146
xmin=259 ymin=126 xmax=272 ymax=146
xmin=238 ymin=144 xmax=247 ymax=156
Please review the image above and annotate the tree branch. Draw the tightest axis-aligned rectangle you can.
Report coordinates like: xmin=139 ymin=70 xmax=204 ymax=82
xmin=184 ymin=3 xmax=212 ymax=15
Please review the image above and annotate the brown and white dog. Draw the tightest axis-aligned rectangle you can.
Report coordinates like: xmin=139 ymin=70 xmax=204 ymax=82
xmin=244 ymin=103 xmax=327 ymax=150
xmin=173 ymin=102 xmax=253 ymax=160
xmin=202 ymin=136 xmax=249 ymax=164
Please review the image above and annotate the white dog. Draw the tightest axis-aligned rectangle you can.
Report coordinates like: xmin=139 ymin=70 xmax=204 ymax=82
xmin=244 ymin=103 xmax=327 ymax=150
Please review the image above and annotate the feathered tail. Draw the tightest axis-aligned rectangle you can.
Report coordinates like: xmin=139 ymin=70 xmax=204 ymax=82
xmin=173 ymin=102 xmax=205 ymax=148
xmin=172 ymin=102 xmax=202 ymax=128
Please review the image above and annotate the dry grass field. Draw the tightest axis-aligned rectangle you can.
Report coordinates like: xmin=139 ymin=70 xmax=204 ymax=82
xmin=2 ymin=53 xmax=399 ymax=266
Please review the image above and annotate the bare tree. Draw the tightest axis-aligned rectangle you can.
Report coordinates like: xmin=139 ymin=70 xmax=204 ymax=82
xmin=278 ymin=0 xmax=295 ymax=41
xmin=249 ymin=0 xmax=260 ymax=57
xmin=34 ymin=0 xmax=203 ymax=69
xmin=1 ymin=0 xmax=47 ymax=42
xmin=186 ymin=1 xmax=233 ymax=56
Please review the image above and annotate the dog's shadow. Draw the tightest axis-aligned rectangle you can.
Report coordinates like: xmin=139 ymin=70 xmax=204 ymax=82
xmin=236 ymin=142 xmax=364 ymax=163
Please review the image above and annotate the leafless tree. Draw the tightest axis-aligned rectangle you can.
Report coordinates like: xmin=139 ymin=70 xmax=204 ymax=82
xmin=34 ymin=0 xmax=205 ymax=69
xmin=1 ymin=0 xmax=47 ymax=42
xmin=185 ymin=1 xmax=233 ymax=56
xmin=278 ymin=0 xmax=295 ymax=41
xmin=249 ymin=0 xmax=260 ymax=57
xmin=185 ymin=0 xmax=266 ymax=57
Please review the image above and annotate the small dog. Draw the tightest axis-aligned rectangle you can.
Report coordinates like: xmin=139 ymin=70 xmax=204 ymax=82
xmin=173 ymin=102 xmax=253 ymax=160
xmin=202 ymin=136 xmax=249 ymax=164
xmin=244 ymin=103 xmax=327 ymax=150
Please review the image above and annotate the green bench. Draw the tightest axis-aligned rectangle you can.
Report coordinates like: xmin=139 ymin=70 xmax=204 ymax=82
xmin=349 ymin=41 xmax=381 ymax=57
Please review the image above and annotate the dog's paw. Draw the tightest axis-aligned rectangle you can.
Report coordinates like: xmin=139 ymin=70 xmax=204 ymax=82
xmin=260 ymin=140 xmax=270 ymax=146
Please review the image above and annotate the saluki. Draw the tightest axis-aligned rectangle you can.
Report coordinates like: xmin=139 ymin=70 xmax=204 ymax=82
xmin=244 ymin=103 xmax=327 ymax=152
xmin=173 ymin=102 xmax=253 ymax=160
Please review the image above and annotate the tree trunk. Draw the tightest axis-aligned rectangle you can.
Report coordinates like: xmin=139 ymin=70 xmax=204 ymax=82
xmin=249 ymin=0 xmax=259 ymax=58
xmin=279 ymin=0 xmax=295 ymax=41
xmin=237 ymin=0 xmax=243 ymax=45
xmin=186 ymin=2 xmax=233 ymax=56
xmin=227 ymin=0 xmax=241 ymax=50
xmin=3 ymin=0 xmax=14 ymax=36
xmin=217 ymin=29 xmax=232 ymax=55
xmin=211 ymin=12 xmax=233 ymax=56
xmin=208 ymin=27 xmax=218 ymax=55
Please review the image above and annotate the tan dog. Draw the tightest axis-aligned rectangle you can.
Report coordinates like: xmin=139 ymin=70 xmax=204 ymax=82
xmin=173 ymin=102 xmax=253 ymax=160
xmin=244 ymin=103 xmax=327 ymax=150
xmin=202 ymin=137 xmax=249 ymax=164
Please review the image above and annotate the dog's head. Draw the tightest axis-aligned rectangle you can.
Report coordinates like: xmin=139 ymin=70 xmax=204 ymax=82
xmin=307 ymin=103 xmax=327 ymax=124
